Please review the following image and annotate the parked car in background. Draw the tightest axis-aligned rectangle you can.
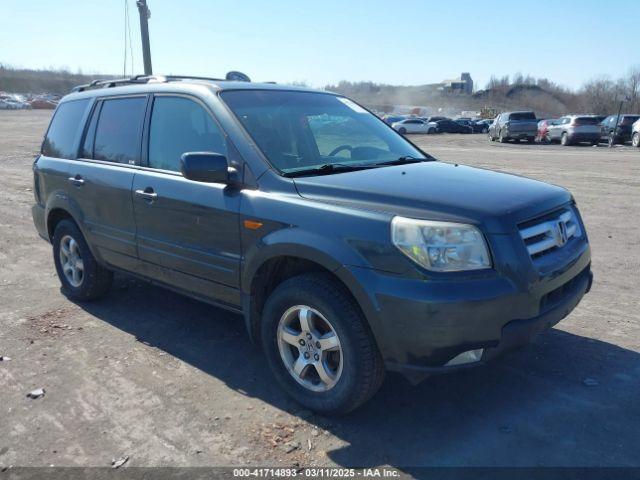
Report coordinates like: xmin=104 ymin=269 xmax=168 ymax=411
xmin=632 ymin=119 xmax=640 ymax=148
xmin=600 ymin=114 xmax=640 ymax=146
xmin=547 ymin=115 xmax=601 ymax=146
xmin=383 ymin=115 xmax=406 ymax=125
xmin=0 ymin=98 xmax=31 ymax=110
xmin=391 ymin=118 xmax=437 ymax=134
xmin=424 ymin=116 xmax=450 ymax=123
xmin=434 ymin=119 xmax=472 ymax=133
xmin=474 ymin=119 xmax=493 ymax=133
xmin=456 ymin=119 xmax=488 ymax=133
xmin=488 ymin=111 xmax=538 ymax=143
xmin=536 ymin=119 xmax=558 ymax=143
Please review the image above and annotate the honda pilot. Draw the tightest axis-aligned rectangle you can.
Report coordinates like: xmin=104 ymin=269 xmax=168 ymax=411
xmin=32 ymin=75 xmax=592 ymax=413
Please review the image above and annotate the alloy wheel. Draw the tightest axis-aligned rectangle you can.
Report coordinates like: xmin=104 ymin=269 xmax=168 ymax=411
xmin=277 ymin=305 xmax=343 ymax=392
xmin=59 ymin=235 xmax=84 ymax=287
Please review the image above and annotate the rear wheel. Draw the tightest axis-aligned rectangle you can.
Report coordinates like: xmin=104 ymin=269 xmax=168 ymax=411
xmin=632 ymin=132 xmax=640 ymax=148
xmin=52 ymin=219 xmax=112 ymax=301
xmin=398 ymin=127 xmax=407 ymax=135
xmin=498 ymin=130 xmax=507 ymax=143
xmin=261 ymin=273 xmax=384 ymax=414
xmin=608 ymin=133 xmax=618 ymax=147
xmin=526 ymin=136 xmax=535 ymax=143
xmin=561 ymin=133 xmax=571 ymax=146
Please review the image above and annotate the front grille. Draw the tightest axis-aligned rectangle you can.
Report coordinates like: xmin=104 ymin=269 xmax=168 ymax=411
xmin=519 ymin=208 xmax=582 ymax=258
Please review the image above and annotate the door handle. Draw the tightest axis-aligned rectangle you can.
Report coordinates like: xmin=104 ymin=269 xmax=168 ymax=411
xmin=135 ymin=188 xmax=158 ymax=201
xmin=68 ymin=175 xmax=84 ymax=186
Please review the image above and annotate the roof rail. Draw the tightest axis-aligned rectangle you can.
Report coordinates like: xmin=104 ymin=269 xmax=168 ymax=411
xmin=72 ymin=75 xmax=168 ymax=92
xmin=164 ymin=75 xmax=225 ymax=82
xmin=71 ymin=74 xmax=233 ymax=93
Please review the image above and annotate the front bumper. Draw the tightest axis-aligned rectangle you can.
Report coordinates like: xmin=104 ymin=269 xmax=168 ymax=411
xmin=344 ymin=237 xmax=591 ymax=383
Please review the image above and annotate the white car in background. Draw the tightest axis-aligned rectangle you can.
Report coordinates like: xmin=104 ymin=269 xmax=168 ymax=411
xmin=632 ymin=118 xmax=640 ymax=148
xmin=391 ymin=118 xmax=437 ymax=134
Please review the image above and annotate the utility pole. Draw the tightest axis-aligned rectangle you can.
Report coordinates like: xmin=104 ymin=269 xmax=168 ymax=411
xmin=610 ymin=95 xmax=628 ymax=148
xmin=136 ymin=0 xmax=153 ymax=75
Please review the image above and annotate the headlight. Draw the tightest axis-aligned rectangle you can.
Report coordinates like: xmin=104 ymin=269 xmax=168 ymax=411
xmin=391 ymin=217 xmax=491 ymax=272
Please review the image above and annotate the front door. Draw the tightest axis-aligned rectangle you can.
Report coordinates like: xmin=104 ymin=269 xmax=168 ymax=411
xmin=132 ymin=94 xmax=241 ymax=306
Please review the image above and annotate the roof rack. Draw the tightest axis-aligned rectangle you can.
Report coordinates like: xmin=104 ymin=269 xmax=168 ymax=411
xmin=72 ymin=74 xmax=234 ymax=92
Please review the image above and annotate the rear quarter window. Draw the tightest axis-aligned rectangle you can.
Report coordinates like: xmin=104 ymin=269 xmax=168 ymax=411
xmin=42 ymin=99 xmax=90 ymax=158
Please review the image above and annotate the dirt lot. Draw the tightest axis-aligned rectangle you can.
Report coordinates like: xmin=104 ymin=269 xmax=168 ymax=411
xmin=1 ymin=110 xmax=639 ymax=470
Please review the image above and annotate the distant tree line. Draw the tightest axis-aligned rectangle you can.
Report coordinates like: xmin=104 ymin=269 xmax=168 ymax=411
xmin=485 ymin=67 xmax=640 ymax=115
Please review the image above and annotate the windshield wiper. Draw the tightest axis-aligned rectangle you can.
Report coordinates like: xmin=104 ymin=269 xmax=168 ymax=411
xmin=283 ymin=156 xmax=433 ymax=178
xmin=373 ymin=155 xmax=432 ymax=166
xmin=283 ymin=163 xmax=380 ymax=178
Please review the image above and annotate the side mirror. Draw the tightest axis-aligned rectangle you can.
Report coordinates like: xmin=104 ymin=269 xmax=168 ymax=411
xmin=180 ymin=152 xmax=234 ymax=184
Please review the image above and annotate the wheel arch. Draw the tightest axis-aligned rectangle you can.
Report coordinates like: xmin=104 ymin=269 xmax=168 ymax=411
xmin=242 ymin=248 xmax=373 ymax=347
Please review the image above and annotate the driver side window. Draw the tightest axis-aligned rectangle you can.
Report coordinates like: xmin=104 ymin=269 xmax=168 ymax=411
xmin=148 ymin=96 xmax=227 ymax=172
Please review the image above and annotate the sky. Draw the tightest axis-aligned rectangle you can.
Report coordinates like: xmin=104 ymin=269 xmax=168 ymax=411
xmin=1 ymin=0 xmax=638 ymax=90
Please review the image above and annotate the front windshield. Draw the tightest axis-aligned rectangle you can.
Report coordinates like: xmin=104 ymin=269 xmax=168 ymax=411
xmin=220 ymin=90 xmax=425 ymax=175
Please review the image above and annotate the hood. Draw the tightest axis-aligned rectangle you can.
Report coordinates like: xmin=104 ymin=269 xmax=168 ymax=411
xmin=293 ymin=162 xmax=571 ymax=234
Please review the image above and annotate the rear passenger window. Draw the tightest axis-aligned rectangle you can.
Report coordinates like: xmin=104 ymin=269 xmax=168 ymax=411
xmin=94 ymin=97 xmax=147 ymax=164
xmin=148 ymin=96 xmax=226 ymax=172
xmin=42 ymin=99 xmax=89 ymax=158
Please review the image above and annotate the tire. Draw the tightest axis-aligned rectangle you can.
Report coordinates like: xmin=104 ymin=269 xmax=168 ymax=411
xmin=591 ymin=139 xmax=599 ymax=146
xmin=52 ymin=219 xmax=113 ymax=301
xmin=498 ymin=130 xmax=507 ymax=143
xmin=526 ymin=136 xmax=535 ymax=144
xmin=488 ymin=131 xmax=494 ymax=141
xmin=398 ymin=127 xmax=407 ymax=135
xmin=427 ymin=128 xmax=435 ymax=134
xmin=608 ymin=134 xmax=617 ymax=147
xmin=561 ymin=133 xmax=571 ymax=146
xmin=260 ymin=273 xmax=385 ymax=414
xmin=632 ymin=132 xmax=640 ymax=148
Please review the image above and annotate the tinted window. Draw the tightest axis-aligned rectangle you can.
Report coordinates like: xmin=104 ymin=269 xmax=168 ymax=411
xmin=574 ymin=117 xmax=599 ymax=125
xmin=509 ymin=112 xmax=536 ymax=120
xmin=94 ymin=97 xmax=147 ymax=164
xmin=80 ymin=103 xmax=100 ymax=158
xmin=42 ymin=99 xmax=89 ymax=158
xmin=148 ymin=96 xmax=227 ymax=172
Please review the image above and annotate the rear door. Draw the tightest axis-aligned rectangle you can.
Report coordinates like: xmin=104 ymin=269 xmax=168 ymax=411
xmin=132 ymin=94 xmax=241 ymax=306
xmin=69 ymin=95 xmax=148 ymax=270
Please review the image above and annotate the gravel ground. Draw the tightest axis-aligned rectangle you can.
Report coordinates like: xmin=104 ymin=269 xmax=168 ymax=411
xmin=1 ymin=110 xmax=639 ymax=470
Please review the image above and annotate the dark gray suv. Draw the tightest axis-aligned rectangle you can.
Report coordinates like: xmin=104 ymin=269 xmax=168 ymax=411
xmin=32 ymin=76 xmax=592 ymax=413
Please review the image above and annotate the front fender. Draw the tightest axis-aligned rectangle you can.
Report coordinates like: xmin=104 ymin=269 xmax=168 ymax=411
xmin=241 ymin=227 xmax=368 ymax=294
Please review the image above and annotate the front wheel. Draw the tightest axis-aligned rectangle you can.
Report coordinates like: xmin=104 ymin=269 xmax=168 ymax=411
xmin=52 ymin=219 xmax=113 ymax=301
xmin=561 ymin=133 xmax=571 ymax=146
xmin=632 ymin=132 xmax=640 ymax=148
xmin=398 ymin=127 xmax=407 ymax=135
xmin=261 ymin=273 xmax=384 ymax=414
xmin=499 ymin=130 xmax=507 ymax=143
